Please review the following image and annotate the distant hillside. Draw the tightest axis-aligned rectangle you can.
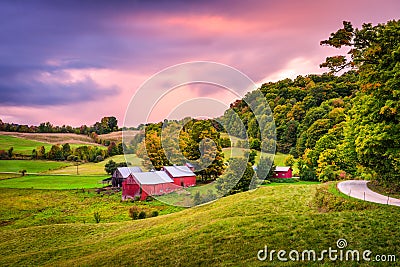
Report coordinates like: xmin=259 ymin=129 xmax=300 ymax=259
xmin=98 ymin=130 xmax=140 ymax=143
xmin=0 ymin=131 xmax=98 ymax=145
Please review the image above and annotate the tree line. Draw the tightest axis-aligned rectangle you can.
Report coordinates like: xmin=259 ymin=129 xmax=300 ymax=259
xmin=220 ymin=20 xmax=400 ymax=188
xmin=0 ymin=116 xmax=121 ymax=135
xmin=29 ymin=142 xmax=124 ymax=162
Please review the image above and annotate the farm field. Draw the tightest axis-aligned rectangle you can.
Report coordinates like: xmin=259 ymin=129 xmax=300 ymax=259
xmin=0 ymin=160 xmax=71 ymax=173
xmin=0 ymin=131 xmax=97 ymax=145
xmin=0 ymin=183 xmax=399 ymax=266
xmin=98 ymin=130 xmax=140 ymax=143
xmin=48 ymin=154 xmax=143 ymax=175
xmin=0 ymin=174 xmax=107 ymax=189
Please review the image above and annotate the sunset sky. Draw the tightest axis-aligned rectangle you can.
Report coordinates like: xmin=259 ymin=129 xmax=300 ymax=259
xmin=0 ymin=0 xmax=399 ymax=127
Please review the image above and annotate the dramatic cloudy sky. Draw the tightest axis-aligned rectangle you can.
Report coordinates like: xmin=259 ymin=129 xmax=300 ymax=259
xmin=0 ymin=0 xmax=399 ymax=127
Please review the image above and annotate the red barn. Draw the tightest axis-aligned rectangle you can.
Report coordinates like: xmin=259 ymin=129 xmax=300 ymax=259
xmin=122 ymin=171 xmax=181 ymax=200
xmin=274 ymin=166 xmax=293 ymax=178
xmin=162 ymin=165 xmax=196 ymax=187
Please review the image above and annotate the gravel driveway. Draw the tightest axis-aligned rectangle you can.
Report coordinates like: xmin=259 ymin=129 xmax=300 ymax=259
xmin=337 ymin=180 xmax=400 ymax=207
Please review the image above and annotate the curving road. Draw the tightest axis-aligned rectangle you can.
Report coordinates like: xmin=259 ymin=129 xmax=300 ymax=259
xmin=337 ymin=180 xmax=400 ymax=207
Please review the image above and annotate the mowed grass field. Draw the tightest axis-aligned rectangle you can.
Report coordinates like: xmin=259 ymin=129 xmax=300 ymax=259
xmin=0 ymin=154 xmax=143 ymax=189
xmin=0 ymin=183 xmax=399 ymax=266
xmin=0 ymin=160 xmax=71 ymax=173
xmin=0 ymin=174 xmax=107 ymax=189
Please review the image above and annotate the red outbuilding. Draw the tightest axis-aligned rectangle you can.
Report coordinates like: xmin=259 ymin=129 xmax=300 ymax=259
xmin=162 ymin=164 xmax=197 ymax=187
xmin=274 ymin=166 xmax=293 ymax=178
xmin=122 ymin=171 xmax=181 ymax=200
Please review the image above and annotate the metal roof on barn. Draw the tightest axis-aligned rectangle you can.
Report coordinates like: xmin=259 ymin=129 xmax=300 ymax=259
xmin=275 ymin=166 xmax=291 ymax=172
xmin=132 ymin=171 xmax=174 ymax=185
xmin=117 ymin=167 xmax=143 ymax=178
xmin=163 ymin=165 xmax=195 ymax=177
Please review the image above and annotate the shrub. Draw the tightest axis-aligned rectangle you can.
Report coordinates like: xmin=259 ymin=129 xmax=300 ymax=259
xmin=138 ymin=211 xmax=146 ymax=219
xmin=193 ymin=191 xmax=202 ymax=205
xmin=151 ymin=210 xmax=159 ymax=217
xmin=93 ymin=212 xmax=101 ymax=223
xmin=129 ymin=206 xmax=140 ymax=220
xmin=0 ymin=150 xmax=9 ymax=159
xmin=95 ymin=155 xmax=104 ymax=162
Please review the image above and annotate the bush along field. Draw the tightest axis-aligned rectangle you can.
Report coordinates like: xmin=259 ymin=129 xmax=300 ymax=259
xmin=0 ymin=183 xmax=399 ymax=266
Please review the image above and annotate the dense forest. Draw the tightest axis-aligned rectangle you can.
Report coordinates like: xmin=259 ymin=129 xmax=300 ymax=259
xmin=221 ymin=20 xmax=400 ymax=187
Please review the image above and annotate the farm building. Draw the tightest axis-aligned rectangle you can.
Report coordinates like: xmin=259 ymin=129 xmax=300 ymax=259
xmin=122 ymin=171 xmax=181 ymax=200
xmin=162 ymin=164 xmax=196 ymax=187
xmin=112 ymin=166 xmax=143 ymax=187
xmin=120 ymin=164 xmax=197 ymax=200
xmin=274 ymin=166 xmax=292 ymax=178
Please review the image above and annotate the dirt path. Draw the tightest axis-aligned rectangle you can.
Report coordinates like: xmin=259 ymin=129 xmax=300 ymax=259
xmin=337 ymin=180 xmax=400 ymax=206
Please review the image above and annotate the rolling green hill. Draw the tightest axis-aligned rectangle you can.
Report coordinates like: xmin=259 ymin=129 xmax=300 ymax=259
xmin=0 ymin=133 xmax=105 ymax=156
xmin=0 ymin=183 xmax=398 ymax=266
xmin=0 ymin=135 xmax=52 ymax=155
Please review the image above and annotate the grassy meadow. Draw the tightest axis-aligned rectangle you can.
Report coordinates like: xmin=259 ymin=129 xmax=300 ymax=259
xmin=0 ymin=160 xmax=71 ymax=173
xmin=0 ymin=183 xmax=399 ymax=266
xmin=0 ymin=188 xmax=184 ymax=229
xmin=0 ymin=174 xmax=107 ymax=189
xmin=0 ymin=135 xmax=52 ymax=155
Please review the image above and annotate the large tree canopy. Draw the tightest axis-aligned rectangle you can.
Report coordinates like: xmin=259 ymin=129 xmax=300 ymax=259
xmin=320 ymin=20 xmax=400 ymax=185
